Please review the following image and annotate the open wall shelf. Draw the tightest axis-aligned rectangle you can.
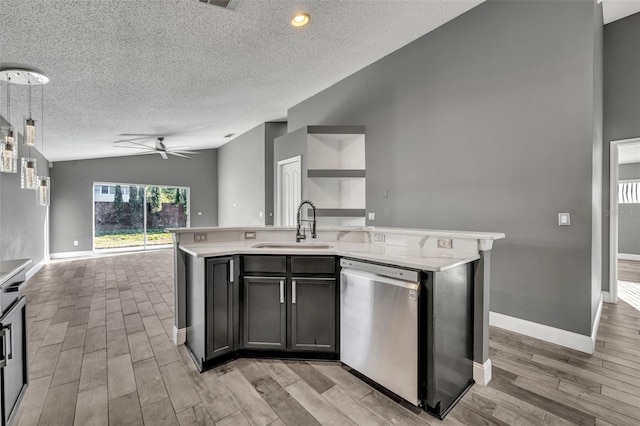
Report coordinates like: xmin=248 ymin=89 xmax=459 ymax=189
xmin=307 ymin=169 xmax=366 ymax=178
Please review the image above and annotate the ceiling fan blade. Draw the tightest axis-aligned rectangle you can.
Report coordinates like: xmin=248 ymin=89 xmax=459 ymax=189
xmin=113 ymin=138 xmax=155 ymax=145
xmin=167 ymin=152 xmax=191 ymax=159
xmin=171 ymin=150 xmax=199 ymax=155
xmin=115 ymin=145 xmax=154 ymax=150
xmin=167 ymin=145 xmax=192 ymax=150
xmin=159 ymin=151 xmax=169 ymax=160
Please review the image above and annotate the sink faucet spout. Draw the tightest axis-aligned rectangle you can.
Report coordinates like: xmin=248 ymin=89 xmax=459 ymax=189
xmin=296 ymin=200 xmax=317 ymax=242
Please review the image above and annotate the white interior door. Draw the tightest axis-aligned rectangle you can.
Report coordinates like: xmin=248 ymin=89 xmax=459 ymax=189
xmin=277 ymin=156 xmax=301 ymax=226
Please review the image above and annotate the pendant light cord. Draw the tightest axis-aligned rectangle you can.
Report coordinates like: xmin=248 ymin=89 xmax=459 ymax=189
xmin=6 ymin=74 xmax=10 ymax=125
xmin=41 ymin=83 xmax=44 ymax=157
xmin=28 ymin=79 xmax=32 ymax=157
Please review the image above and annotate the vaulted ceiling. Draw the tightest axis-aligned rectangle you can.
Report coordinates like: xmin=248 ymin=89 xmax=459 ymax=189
xmin=1 ymin=1 xmax=638 ymax=162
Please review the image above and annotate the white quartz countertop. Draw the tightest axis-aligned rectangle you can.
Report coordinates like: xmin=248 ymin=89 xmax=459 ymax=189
xmin=0 ymin=258 xmax=31 ymax=286
xmin=179 ymin=240 xmax=480 ymax=272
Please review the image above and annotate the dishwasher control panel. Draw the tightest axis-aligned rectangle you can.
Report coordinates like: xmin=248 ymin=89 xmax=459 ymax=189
xmin=340 ymin=258 xmax=420 ymax=282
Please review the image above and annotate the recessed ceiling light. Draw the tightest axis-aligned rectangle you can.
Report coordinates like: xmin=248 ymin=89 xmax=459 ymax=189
xmin=291 ymin=13 xmax=310 ymax=27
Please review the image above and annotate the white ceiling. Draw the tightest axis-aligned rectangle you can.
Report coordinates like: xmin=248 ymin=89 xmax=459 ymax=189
xmin=603 ymin=0 xmax=640 ymax=24
xmin=2 ymin=1 xmax=638 ymax=163
xmin=0 ymin=0 xmax=485 ymax=162
xmin=619 ymin=142 xmax=640 ymax=164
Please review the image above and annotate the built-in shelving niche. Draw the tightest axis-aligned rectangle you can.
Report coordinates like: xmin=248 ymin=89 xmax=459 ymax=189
xmin=306 ymin=129 xmax=366 ymax=226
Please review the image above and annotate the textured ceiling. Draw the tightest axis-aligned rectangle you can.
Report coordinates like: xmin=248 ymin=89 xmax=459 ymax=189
xmin=603 ymin=0 xmax=640 ymax=24
xmin=0 ymin=0 xmax=484 ymax=162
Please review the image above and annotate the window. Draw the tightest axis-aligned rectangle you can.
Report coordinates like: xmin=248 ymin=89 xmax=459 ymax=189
xmin=101 ymin=186 xmax=109 ymax=194
xmin=619 ymin=181 xmax=640 ymax=204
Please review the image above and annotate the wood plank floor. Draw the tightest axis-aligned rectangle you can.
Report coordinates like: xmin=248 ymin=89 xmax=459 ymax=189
xmin=618 ymin=259 xmax=640 ymax=283
xmin=15 ymin=250 xmax=640 ymax=425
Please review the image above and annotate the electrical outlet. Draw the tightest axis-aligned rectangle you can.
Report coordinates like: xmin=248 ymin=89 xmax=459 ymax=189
xmin=73 ymin=240 xmax=79 ymax=246
xmin=558 ymin=213 xmax=570 ymax=226
xmin=194 ymin=233 xmax=208 ymax=242
xmin=438 ymin=238 xmax=453 ymax=249
xmin=374 ymin=233 xmax=385 ymax=242
xmin=368 ymin=212 xmax=376 ymax=220
xmin=244 ymin=232 xmax=256 ymax=239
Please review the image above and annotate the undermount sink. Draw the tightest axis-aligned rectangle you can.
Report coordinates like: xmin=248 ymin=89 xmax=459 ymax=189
xmin=252 ymin=243 xmax=333 ymax=250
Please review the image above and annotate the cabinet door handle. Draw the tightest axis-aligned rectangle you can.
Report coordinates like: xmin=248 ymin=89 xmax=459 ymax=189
xmin=279 ymin=280 xmax=284 ymax=304
xmin=229 ymin=259 xmax=234 ymax=283
xmin=0 ymin=329 xmax=6 ymax=369
xmin=292 ymin=280 xmax=297 ymax=304
xmin=6 ymin=325 xmax=12 ymax=361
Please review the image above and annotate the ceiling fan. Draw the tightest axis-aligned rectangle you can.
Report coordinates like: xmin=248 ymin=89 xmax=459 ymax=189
xmin=113 ymin=134 xmax=198 ymax=160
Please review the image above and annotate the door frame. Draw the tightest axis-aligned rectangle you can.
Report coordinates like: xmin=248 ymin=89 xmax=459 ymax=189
xmin=275 ymin=156 xmax=302 ymax=227
xmin=608 ymin=136 xmax=640 ymax=304
xmin=92 ymin=181 xmax=191 ymax=253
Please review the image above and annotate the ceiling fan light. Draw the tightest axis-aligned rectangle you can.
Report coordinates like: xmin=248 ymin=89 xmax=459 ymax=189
xmin=24 ymin=118 xmax=36 ymax=146
xmin=291 ymin=13 xmax=310 ymax=27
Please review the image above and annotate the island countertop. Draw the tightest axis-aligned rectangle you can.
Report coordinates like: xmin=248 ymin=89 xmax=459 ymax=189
xmin=0 ymin=258 xmax=31 ymax=286
xmin=170 ymin=226 xmax=505 ymax=272
xmin=179 ymin=240 xmax=479 ymax=272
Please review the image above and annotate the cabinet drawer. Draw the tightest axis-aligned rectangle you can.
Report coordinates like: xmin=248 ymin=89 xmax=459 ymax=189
xmin=243 ymin=256 xmax=287 ymax=274
xmin=291 ymin=256 xmax=336 ymax=275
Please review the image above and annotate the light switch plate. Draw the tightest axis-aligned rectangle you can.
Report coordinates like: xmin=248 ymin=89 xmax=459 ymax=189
xmin=558 ymin=213 xmax=571 ymax=226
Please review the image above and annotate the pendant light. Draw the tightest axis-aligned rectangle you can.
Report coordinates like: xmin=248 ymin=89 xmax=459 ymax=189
xmin=1 ymin=75 xmax=18 ymax=173
xmin=37 ymin=83 xmax=50 ymax=206
xmin=21 ymin=80 xmax=38 ymax=189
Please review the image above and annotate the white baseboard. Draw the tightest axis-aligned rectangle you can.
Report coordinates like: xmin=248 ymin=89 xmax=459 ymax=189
xmin=590 ymin=293 xmax=604 ymax=353
xmin=26 ymin=259 xmax=46 ymax=281
xmin=602 ymin=291 xmax=615 ymax=303
xmin=473 ymin=359 xmax=492 ymax=386
xmin=173 ymin=326 xmax=186 ymax=346
xmin=490 ymin=308 xmax=598 ymax=354
xmin=618 ymin=253 xmax=640 ymax=261
xmin=50 ymin=250 xmax=94 ymax=260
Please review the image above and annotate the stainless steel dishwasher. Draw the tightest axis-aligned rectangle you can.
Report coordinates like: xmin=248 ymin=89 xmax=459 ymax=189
xmin=340 ymin=258 xmax=421 ymax=405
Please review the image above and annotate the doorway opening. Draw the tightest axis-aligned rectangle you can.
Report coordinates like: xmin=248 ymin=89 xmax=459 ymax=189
xmin=609 ymin=138 xmax=640 ymax=309
xmin=276 ymin=156 xmax=301 ymax=227
xmin=93 ymin=182 xmax=190 ymax=252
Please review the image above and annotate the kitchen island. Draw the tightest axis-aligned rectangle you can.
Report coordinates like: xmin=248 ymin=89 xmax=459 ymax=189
xmin=168 ymin=226 xmax=504 ymax=417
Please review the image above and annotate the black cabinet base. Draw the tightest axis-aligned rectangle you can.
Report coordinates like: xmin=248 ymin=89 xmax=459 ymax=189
xmin=188 ymin=347 xmax=340 ymax=372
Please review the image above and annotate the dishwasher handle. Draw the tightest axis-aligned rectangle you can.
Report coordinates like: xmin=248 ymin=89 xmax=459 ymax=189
xmin=341 ymin=268 xmax=420 ymax=291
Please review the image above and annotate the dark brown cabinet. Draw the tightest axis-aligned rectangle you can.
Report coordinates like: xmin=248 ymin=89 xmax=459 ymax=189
xmin=242 ymin=255 xmax=338 ymax=354
xmin=186 ymin=256 xmax=239 ymax=371
xmin=242 ymin=277 xmax=287 ymax=350
xmin=290 ymin=278 xmax=336 ymax=352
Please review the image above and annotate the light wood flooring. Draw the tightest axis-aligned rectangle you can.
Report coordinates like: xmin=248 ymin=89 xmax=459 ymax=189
xmin=14 ymin=250 xmax=640 ymax=425
xmin=618 ymin=259 xmax=640 ymax=284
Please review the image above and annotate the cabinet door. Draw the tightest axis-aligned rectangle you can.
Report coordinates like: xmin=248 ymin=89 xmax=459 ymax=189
xmin=290 ymin=278 xmax=336 ymax=352
xmin=0 ymin=296 xmax=27 ymax=426
xmin=206 ymin=258 xmax=234 ymax=360
xmin=243 ymin=277 xmax=286 ymax=350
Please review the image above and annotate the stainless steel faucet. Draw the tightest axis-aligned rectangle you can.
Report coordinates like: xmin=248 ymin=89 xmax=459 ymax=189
xmin=296 ymin=200 xmax=317 ymax=242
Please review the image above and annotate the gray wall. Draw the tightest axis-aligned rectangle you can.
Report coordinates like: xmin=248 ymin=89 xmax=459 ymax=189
xmin=603 ymin=12 xmax=640 ymax=289
xmin=0 ymin=115 xmax=50 ymax=270
xmin=619 ymin=162 xmax=640 ymax=180
xmin=218 ymin=124 xmax=267 ymax=226
xmin=591 ymin=1 xmax=604 ymax=327
xmin=217 ymin=122 xmax=286 ymax=226
xmin=50 ymin=150 xmax=218 ymax=254
xmin=618 ymin=162 xmax=640 ymax=255
xmin=287 ymin=0 xmax=600 ymax=335
xmin=264 ymin=122 xmax=287 ymax=225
